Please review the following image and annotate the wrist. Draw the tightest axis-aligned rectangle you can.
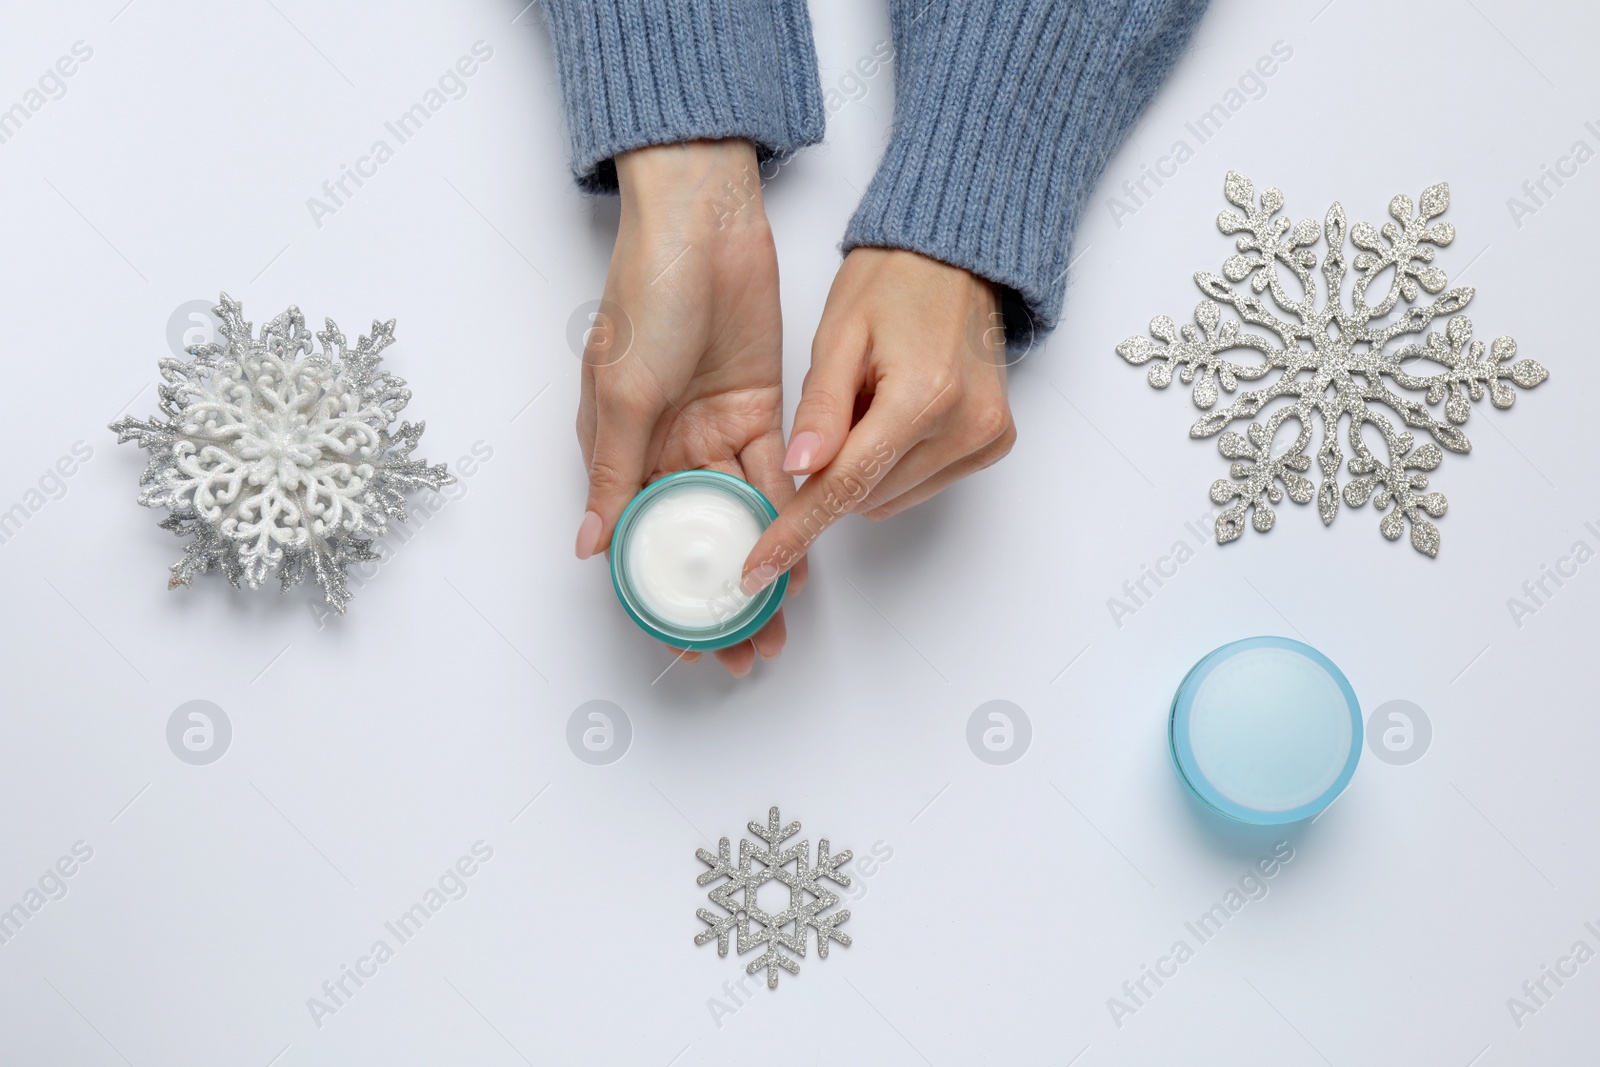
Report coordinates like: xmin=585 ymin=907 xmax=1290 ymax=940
xmin=616 ymin=140 xmax=765 ymax=235
xmin=845 ymin=247 xmax=1001 ymax=310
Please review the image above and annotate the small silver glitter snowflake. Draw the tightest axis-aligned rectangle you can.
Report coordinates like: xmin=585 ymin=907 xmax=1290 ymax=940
xmin=110 ymin=293 xmax=453 ymax=612
xmin=695 ymin=806 xmax=852 ymax=988
xmin=1117 ymin=173 xmax=1549 ymax=556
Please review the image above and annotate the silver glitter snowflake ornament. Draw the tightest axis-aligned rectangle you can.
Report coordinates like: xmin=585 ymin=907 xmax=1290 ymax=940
xmin=1117 ymin=173 xmax=1548 ymax=556
xmin=695 ymin=806 xmax=852 ymax=988
xmin=110 ymin=293 xmax=453 ymax=612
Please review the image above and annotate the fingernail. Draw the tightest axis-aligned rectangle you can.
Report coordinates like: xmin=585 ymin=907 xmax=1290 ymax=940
xmin=575 ymin=510 xmax=602 ymax=559
xmin=730 ymin=660 xmax=753 ymax=679
xmin=782 ymin=431 xmax=822 ymax=473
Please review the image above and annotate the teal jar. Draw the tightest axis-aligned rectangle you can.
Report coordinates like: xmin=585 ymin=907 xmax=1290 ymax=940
xmin=608 ymin=470 xmax=789 ymax=652
xmin=1170 ymin=636 xmax=1362 ymax=825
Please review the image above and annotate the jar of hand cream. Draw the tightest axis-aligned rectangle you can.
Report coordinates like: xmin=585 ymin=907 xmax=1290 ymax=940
xmin=608 ymin=470 xmax=789 ymax=651
xmin=1169 ymin=636 xmax=1362 ymax=825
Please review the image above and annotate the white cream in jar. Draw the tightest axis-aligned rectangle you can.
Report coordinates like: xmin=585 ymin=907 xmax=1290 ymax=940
xmin=625 ymin=483 xmax=760 ymax=628
xmin=608 ymin=471 xmax=788 ymax=649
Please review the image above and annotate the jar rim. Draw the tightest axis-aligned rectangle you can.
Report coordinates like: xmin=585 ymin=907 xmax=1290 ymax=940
xmin=607 ymin=470 xmax=789 ymax=651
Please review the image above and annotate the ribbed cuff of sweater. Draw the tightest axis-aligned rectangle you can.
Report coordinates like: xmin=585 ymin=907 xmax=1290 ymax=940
xmin=540 ymin=0 xmax=826 ymax=193
xmin=842 ymin=0 xmax=1207 ymax=348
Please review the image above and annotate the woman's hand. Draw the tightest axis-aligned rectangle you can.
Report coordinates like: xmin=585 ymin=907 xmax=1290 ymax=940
xmin=573 ymin=139 xmax=804 ymax=677
xmin=741 ymin=248 xmax=1016 ymax=593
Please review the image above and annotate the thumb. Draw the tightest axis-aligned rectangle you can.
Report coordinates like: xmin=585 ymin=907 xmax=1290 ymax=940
xmin=576 ymin=394 xmax=655 ymax=559
xmin=784 ymin=322 xmax=868 ymax=475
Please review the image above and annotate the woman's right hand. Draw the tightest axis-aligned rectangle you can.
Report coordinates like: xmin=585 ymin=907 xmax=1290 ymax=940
xmin=740 ymin=247 xmax=1016 ymax=596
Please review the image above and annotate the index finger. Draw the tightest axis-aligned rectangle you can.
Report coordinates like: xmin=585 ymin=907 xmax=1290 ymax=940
xmin=740 ymin=399 xmax=923 ymax=594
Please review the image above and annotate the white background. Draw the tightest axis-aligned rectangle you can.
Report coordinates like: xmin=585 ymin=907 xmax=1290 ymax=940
xmin=0 ymin=0 xmax=1596 ymax=1064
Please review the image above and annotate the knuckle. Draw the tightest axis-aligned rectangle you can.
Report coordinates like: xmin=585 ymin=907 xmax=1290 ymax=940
xmin=764 ymin=518 xmax=812 ymax=559
xmin=767 ymin=521 xmax=804 ymax=554
xmin=995 ymin=420 xmax=1018 ymax=456
xmin=585 ymin=456 xmax=634 ymax=497
xmin=920 ymin=368 xmax=958 ymax=408
xmin=974 ymin=422 xmax=1017 ymax=470
xmin=969 ymin=399 xmax=1012 ymax=447
xmin=594 ymin=375 xmax=654 ymax=420
xmin=821 ymin=468 xmax=875 ymax=513
xmin=907 ymin=372 xmax=961 ymax=425
xmin=607 ymin=394 xmax=654 ymax=425
xmin=755 ymin=523 xmax=808 ymax=572
xmin=798 ymin=388 xmax=851 ymax=428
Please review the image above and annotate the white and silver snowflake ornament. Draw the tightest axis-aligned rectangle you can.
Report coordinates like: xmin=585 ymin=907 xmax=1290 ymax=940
xmin=695 ymin=806 xmax=852 ymax=988
xmin=1117 ymin=173 xmax=1549 ymax=556
xmin=109 ymin=293 xmax=454 ymax=612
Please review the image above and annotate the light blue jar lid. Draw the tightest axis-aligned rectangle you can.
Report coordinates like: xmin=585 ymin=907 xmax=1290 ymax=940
xmin=1169 ymin=636 xmax=1362 ymax=825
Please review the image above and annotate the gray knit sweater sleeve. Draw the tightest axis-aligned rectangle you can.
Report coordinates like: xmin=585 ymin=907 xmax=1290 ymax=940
xmin=538 ymin=0 xmax=826 ymax=193
xmin=844 ymin=0 xmax=1209 ymax=343
xmin=539 ymin=1 xmax=1207 ymax=341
